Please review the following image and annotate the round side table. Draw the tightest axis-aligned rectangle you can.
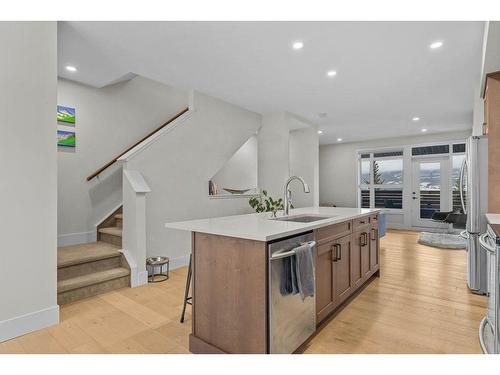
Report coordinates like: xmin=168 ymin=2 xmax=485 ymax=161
xmin=146 ymin=256 xmax=170 ymax=283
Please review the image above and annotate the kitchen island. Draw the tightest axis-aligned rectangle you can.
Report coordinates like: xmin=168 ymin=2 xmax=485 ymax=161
xmin=165 ymin=207 xmax=381 ymax=354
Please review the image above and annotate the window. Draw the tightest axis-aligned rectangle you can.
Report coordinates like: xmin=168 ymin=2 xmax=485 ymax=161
xmin=373 ymin=159 xmax=403 ymax=184
xmin=358 ymin=151 xmax=403 ymax=210
xmin=453 ymin=143 xmax=466 ymax=153
xmin=360 ymin=159 xmax=370 ymax=185
xmin=412 ymin=144 xmax=449 ymax=156
xmin=360 ymin=189 xmax=370 ymax=208
xmin=375 ymin=188 xmax=403 ymax=209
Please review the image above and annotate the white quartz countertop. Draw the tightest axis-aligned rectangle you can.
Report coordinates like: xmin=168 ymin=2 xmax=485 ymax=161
xmin=486 ymin=213 xmax=500 ymax=225
xmin=165 ymin=207 xmax=381 ymax=242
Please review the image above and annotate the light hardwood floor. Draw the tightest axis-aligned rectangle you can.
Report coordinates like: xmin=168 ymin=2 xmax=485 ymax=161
xmin=0 ymin=230 xmax=487 ymax=354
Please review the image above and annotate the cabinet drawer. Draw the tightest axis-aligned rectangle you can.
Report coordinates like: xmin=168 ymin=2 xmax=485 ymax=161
xmin=315 ymin=220 xmax=352 ymax=244
xmin=353 ymin=216 xmax=370 ymax=230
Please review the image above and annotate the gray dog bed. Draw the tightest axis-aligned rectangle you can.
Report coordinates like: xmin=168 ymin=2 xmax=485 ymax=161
xmin=418 ymin=232 xmax=466 ymax=249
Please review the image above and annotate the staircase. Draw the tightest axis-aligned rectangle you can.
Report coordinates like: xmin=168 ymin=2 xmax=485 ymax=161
xmin=98 ymin=210 xmax=123 ymax=247
xmin=57 ymin=209 xmax=129 ymax=305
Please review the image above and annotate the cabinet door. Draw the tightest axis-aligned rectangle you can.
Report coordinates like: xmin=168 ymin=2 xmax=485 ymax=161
xmin=351 ymin=231 xmax=363 ymax=288
xmin=333 ymin=235 xmax=352 ymax=305
xmin=370 ymin=226 xmax=379 ymax=272
xmin=315 ymin=242 xmax=335 ymax=323
xmin=360 ymin=230 xmax=371 ymax=279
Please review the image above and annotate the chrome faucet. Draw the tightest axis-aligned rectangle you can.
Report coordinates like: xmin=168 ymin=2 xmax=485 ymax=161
xmin=283 ymin=176 xmax=310 ymax=216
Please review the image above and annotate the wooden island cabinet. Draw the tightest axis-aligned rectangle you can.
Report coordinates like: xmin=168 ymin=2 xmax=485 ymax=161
xmin=314 ymin=213 xmax=380 ymax=325
xmin=165 ymin=208 xmax=381 ymax=354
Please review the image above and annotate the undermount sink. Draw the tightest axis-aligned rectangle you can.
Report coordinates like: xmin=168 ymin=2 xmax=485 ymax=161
xmin=271 ymin=214 xmax=335 ymax=223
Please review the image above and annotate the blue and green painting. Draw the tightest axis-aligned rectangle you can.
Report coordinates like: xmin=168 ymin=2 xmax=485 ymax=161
xmin=57 ymin=130 xmax=76 ymax=147
xmin=57 ymin=105 xmax=76 ymax=124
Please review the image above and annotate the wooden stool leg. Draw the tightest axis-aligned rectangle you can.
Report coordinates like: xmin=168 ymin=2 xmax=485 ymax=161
xmin=180 ymin=254 xmax=192 ymax=323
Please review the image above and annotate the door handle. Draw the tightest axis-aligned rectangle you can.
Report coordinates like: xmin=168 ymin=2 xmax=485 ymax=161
xmin=371 ymin=228 xmax=376 ymax=240
xmin=337 ymin=244 xmax=342 ymax=261
xmin=460 ymin=159 xmax=467 ymax=214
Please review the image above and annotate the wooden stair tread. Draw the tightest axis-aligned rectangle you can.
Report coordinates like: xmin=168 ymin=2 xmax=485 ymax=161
xmin=98 ymin=226 xmax=123 ymax=237
xmin=114 ymin=213 xmax=123 ymax=219
xmin=58 ymin=242 xmax=121 ymax=268
xmin=57 ymin=267 xmax=130 ymax=293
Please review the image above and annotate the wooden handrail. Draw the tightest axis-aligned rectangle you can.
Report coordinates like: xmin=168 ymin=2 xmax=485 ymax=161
xmin=86 ymin=107 xmax=190 ymax=181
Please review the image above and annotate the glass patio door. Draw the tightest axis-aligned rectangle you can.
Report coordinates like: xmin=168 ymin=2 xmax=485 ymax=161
xmin=411 ymin=158 xmax=450 ymax=228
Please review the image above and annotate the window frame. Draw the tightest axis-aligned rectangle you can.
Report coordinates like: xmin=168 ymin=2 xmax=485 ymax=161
xmin=358 ymin=150 xmax=404 ymax=212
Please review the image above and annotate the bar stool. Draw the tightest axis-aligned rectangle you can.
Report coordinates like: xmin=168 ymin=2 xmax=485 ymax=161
xmin=180 ymin=254 xmax=192 ymax=323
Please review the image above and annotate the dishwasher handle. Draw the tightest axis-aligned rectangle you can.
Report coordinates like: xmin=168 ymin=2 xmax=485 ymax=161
xmin=270 ymin=241 xmax=316 ymax=261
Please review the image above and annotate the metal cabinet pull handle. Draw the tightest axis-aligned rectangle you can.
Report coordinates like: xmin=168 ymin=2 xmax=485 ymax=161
xmin=360 ymin=233 xmax=366 ymax=247
xmin=337 ymin=244 xmax=342 ymax=261
xmin=331 ymin=244 xmax=337 ymax=262
xmin=371 ymin=228 xmax=376 ymax=240
xmin=361 ymin=232 xmax=368 ymax=246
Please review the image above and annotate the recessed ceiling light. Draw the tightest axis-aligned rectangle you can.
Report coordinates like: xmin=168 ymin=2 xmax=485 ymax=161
xmin=430 ymin=41 xmax=443 ymax=49
xmin=327 ymin=70 xmax=337 ymax=77
xmin=421 ymin=128 xmax=428 ymax=132
xmin=317 ymin=130 xmax=323 ymax=135
xmin=292 ymin=41 xmax=304 ymax=50
xmin=65 ymin=65 xmax=77 ymax=72
xmin=412 ymin=117 xmax=420 ymax=122
xmin=337 ymin=138 xmax=343 ymax=142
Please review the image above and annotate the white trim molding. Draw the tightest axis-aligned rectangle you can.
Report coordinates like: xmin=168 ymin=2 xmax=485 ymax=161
xmin=122 ymin=169 xmax=151 ymax=288
xmin=168 ymin=253 xmax=191 ymax=271
xmin=57 ymin=231 xmax=96 ymax=247
xmin=0 ymin=305 xmax=59 ymax=343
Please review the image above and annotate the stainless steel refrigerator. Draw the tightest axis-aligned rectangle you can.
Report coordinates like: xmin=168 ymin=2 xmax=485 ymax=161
xmin=460 ymin=135 xmax=489 ymax=295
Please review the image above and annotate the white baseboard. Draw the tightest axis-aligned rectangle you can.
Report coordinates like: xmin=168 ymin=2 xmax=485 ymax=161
xmin=58 ymin=231 xmax=96 ymax=247
xmin=137 ymin=271 xmax=148 ymax=286
xmin=168 ymin=254 xmax=191 ymax=270
xmin=120 ymin=249 xmax=148 ymax=288
xmin=0 ymin=305 xmax=59 ymax=343
xmin=386 ymin=224 xmax=458 ymax=233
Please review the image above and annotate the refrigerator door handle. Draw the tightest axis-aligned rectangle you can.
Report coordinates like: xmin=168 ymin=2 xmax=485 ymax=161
xmin=460 ymin=158 xmax=467 ymax=214
xmin=479 ymin=232 xmax=496 ymax=254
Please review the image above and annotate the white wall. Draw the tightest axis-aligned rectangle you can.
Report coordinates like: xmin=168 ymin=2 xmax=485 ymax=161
xmin=289 ymin=127 xmax=320 ymax=208
xmin=319 ymin=130 xmax=471 ymax=229
xmin=0 ymin=22 xmax=59 ymax=341
xmin=211 ymin=135 xmax=258 ymax=192
xmin=258 ymin=112 xmax=320 ymax=206
xmin=57 ymin=77 xmax=188 ymax=246
xmin=258 ymin=112 xmax=290 ymax=198
xmin=126 ymin=91 xmax=262 ymax=268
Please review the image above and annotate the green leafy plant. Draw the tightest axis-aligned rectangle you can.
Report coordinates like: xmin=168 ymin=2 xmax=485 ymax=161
xmin=249 ymin=190 xmax=284 ymax=217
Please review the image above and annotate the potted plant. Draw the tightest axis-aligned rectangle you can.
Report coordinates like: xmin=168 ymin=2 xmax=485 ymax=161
xmin=249 ymin=190 xmax=285 ymax=218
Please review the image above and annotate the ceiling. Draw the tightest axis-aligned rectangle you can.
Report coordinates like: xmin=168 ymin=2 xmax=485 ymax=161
xmin=58 ymin=21 xmax=484 ymax=144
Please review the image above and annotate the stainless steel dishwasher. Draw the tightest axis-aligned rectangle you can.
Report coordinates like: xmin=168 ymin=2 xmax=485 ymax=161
xmin=268 ymin=231 xmax=316 ymax=353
